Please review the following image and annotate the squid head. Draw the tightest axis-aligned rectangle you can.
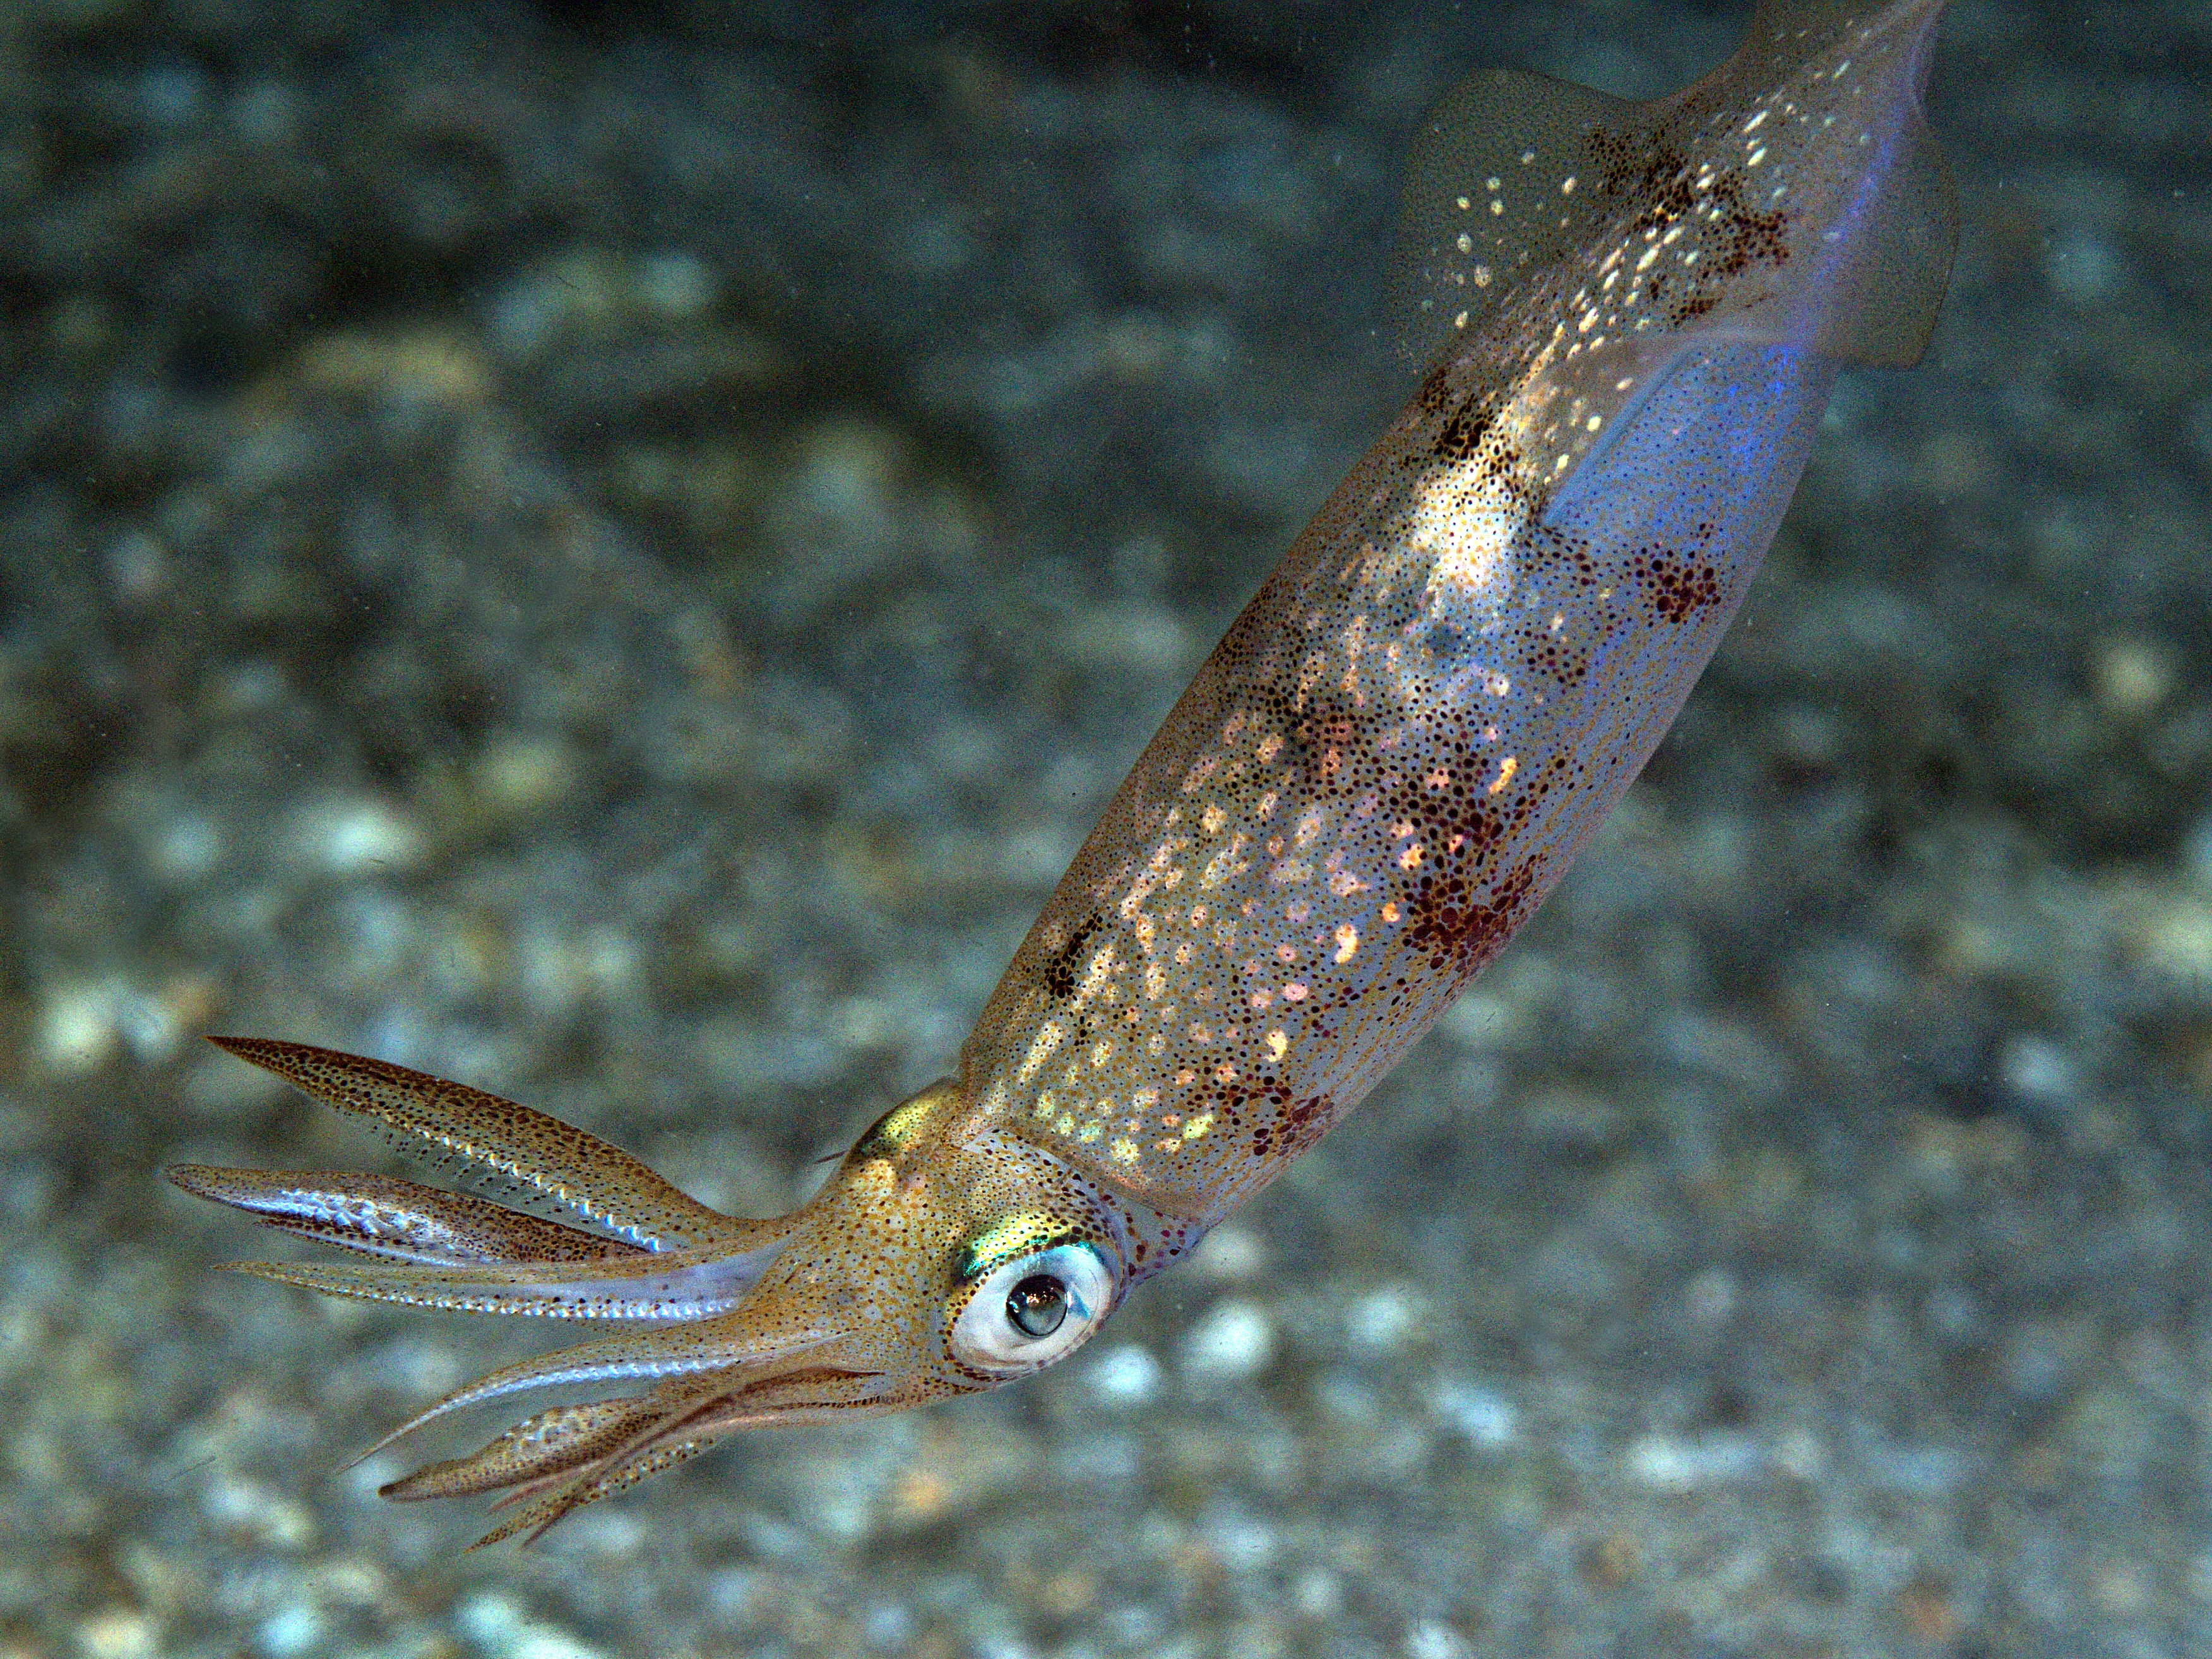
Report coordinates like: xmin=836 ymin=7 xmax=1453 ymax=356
xmin=169 ymin=1038 xmax=1180 ymax=1547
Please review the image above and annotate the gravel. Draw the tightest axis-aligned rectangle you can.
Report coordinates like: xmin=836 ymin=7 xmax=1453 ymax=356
xmin=5 ymin=0 xmax=2210 ymax=1655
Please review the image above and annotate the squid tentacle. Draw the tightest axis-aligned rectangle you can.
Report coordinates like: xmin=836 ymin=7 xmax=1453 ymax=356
xmin=209 ymin=1036 xmax=739 ymax=1251
xmin=165 ymin=1165 xmax=645 ymax=1266
xmin=350 ymin=1317 xmax=849 ymax=1466
xmin=220 ymin=1230 xmax=792 ymax=1321
xmin=475 ymin=1367 xmax=896 ymax=1548
xmin=378 ymin=1395 xmax=653 ymax=1506
xmin=473 ymin=1432 xmax=717 ymax=1550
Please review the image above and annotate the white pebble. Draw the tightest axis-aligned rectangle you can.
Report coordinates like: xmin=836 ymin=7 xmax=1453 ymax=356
xmin=455 ymin=1593 xmax=609 ymax=1659
xmin=113 ymin=980 xmax=191 ymax=1064
xmin=298 ymin=798 xmax=425 ymax=876
xmin=2045 ymin=228 xmax=2123 ymax=306
xmin=472 ymin=733 xmax=578 ymax=818
xmin=202 ymin=1473 xmax=316 ymax=1549
xmin=1625 ymin=1432 xmax=1762 ymax=1488
xmin=1180 ymin=1300 xmax=1275 ymax=1382
xmin=1405 ymin=1618 xmax=1475 ymax=1659
xmin=76 ymin=1609 xmax=157 ymax=1659
xmin=511 ymin=1632 xmax=611 ymax=1659
xmin=2185 ymin=1549 xmax=2212 ymax=1605
xmin=2000 ymin=1033 xmax=2080 ymax=1103
xmin=1294 ymin=1568 xmax=1343 ymax=1619
xmin=35 ymin=980 xmax=119 ymax=1074
xmin=634 ymin=250 xmax=721 ymax=319
xmin=1191 ymin=1225 xmax=1267 ymax=1281
xmin=105 ymin=529 xmax=170 ymax=601
xmin=864 ymin=1602 xmax=916 ymax=1650
xmin=453 ymin=1592 xmax=526 ymax=1649
xmin=1429 ymin=1378 xmax=1519 ymax=1448
xmin=1684 ymin=1267 xmax=1737 ymax=1331
xmin=1772 ymin=1426 xmax=1829 ymax=1480
xmin=1204 ymin=1508 xmax=1277 ymax=1569
xmin=148 ymin=812 xmax=223 ymax=883
xmin=1346 ymin=1283 xmax=1425 ymax=1354
xmin=1088 ymin=1344 xmax=1162 ymax=1406
xmin=30 ymin=973 xmax=192 ymax=1073
xmin=2092 ymin=636 xmax=2172 ymax=717
xmin=256 ymin=1603 xmax=323 ymax=1658
xmin=1438 ymin=989 xmax=1518 ymax=1045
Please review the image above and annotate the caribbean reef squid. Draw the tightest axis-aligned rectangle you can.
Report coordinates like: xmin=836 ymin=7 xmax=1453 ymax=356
xmin=169 ymin=0 xmax=1957 ymax=1545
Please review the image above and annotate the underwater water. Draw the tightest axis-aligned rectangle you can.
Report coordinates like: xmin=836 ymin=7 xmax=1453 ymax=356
xmin=3 ymin=0 xmax=2208 ymax=1654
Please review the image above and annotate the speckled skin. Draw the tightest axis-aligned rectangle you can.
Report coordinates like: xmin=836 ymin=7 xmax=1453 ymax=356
xmin=961 ymin=0 xmax=1953 ymax=1246
xmin=167 ymin=0 xmax=1954 ymax=1544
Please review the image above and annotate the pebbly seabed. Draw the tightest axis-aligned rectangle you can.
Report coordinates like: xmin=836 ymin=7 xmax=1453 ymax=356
xmin=3 ymin=1 xmax=2209 ymax=1656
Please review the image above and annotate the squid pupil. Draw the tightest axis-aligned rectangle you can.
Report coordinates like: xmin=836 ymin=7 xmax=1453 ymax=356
xmin=1007 ymin=1274 xmax=1068 ymax=1338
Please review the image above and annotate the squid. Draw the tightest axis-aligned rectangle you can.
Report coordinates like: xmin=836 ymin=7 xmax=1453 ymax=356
xmin=169 ymin=0 xmax=1956 ymax=1546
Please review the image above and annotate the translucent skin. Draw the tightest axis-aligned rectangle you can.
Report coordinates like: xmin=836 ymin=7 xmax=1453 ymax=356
xmin=959 ymin=0 xmax=1951 ymax=1251
xmin=960 ymin=344 xmax=1839 ymax=1237
xmin=167 ymin=0 xmax=1954 ymax=1545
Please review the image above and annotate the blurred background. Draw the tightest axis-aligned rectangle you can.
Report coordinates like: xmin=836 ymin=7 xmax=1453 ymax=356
xmin=4 ymin=0 xmax=2209 ymax=1654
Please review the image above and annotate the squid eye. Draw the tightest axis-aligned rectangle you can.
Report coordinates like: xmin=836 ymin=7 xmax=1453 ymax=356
xmin=950 ymin=1242 xmax=1114 ymax=1374
xmin=1007 ymin=1274 xmax=1067 ymax=1337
